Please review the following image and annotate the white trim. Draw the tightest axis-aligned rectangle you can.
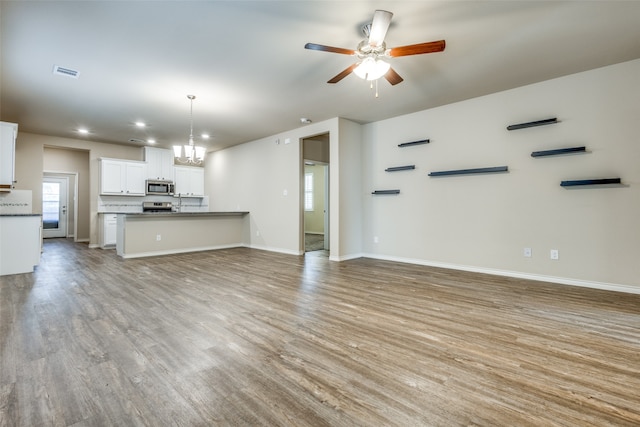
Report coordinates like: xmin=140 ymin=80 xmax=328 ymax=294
xmin=362 ymin=253 xmax=640 ymax=295
xmin=42 ymin=175 xmax=69 ymax=238
xmin=330 ymin=252 xmax=364 ymax=262
xmin=44 ymin=170 xmax=79 ymax=241
xmin=119 ymin=243 xmax=247 ymax=259
xmin=249 ymin=244 xmax=303 ymax=256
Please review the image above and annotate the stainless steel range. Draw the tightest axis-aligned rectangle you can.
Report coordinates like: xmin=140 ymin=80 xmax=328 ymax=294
xmin=142 ymin=201 xmax=173 ymax=213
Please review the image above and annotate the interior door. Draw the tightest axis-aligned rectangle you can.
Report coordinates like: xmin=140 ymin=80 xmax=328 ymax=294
xmin=42 ymin=177 xmax=68 ymax=238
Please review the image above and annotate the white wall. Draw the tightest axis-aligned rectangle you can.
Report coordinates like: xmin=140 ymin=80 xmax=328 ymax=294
xmin=207 ymin=117 xmax=363 ymax=259
xmin=362 ymin=59 xmax=640 ymax=292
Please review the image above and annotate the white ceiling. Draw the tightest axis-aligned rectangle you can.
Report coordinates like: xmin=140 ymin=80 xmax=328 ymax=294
xmin=2 ymin=1 xmax=640 ymax=153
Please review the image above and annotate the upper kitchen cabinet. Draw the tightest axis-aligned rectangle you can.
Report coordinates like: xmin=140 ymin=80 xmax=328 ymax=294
xmin=144 ymin=147 xmax=174 ymax=181
xmin=100 ymin=158 xmax=147 ymax=196
xmin=0 ymin=121 xmax=18 ymax=191
xmin=174 ymin=166 xmax=204 ymax=197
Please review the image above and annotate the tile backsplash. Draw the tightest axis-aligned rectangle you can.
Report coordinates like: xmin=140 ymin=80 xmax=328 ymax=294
xmin=0 ymin=190 xmax=32 ymax=214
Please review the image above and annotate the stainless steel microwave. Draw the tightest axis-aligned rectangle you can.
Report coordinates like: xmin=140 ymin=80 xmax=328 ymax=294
xmin=146 ymin=180 xmax=174 ymax=196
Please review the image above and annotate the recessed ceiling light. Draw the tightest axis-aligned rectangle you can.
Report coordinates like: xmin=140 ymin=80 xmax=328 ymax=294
xmin=77 ymin=128 xmax=89 ymax=135
xmin=147 ymin=138 xmax=156 ymax=144
xmin=300 ymin=118 xmax=312 ymax=124
xmin=201 ymin=133 xmax=210 ymax=139
xmin=135 ymin=121 xmax=146 ymax=128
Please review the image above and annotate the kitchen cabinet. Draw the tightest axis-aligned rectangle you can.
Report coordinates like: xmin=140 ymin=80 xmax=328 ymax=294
xmin=144 ymin=147 xmax=174 ymax=181
xmin=99 ymin=213 xmax=118 ymax=248
xmin=100 ymin=158 xmax=146 ymax=196
xmin=0 ymin=214 xmax=41 ymax=275
xmin=0 ymin=121 xmax=18 ymax=191
xmin=174 ymin=166 xmax=204 ymax=197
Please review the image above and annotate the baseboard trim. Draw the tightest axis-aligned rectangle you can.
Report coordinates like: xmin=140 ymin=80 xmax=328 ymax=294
xmin=361 ymin=253 xmax=640 ymax=295
xmin=330 ymin=252 xmax=364 ymax=262
xmin=249 ymin=244 xmax=303 ymax=256
xmin=119 ymin=244 xmax=246 ymax=259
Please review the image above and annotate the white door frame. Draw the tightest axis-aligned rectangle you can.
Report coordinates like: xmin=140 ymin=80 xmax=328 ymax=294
xmin=43 ymin=172 xmax=78 ymax=240
xmin=301 ymin=132 xmax=330 ymax=254
xmin=323 ymin=163 xmax=329 ymax=250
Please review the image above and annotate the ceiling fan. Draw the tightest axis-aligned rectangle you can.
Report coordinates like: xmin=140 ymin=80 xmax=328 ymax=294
xmin=305 ymin=10 xmax=445 ymax=86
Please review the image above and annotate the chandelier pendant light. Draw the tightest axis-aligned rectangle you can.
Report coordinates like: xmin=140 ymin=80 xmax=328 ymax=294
xmin=173 ymin=95 xmax=206 ymax=166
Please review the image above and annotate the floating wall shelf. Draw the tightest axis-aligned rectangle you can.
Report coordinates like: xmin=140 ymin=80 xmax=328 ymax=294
xmin=531 ymin=146 xmax=587 ymax=158
xmin=398 ymin=139 xmax=430 ymax=148
xmin=507 ymin=117 xmax=558 ymax=131
xmin=385 ymin=165 xmax=415 ymax=172
xmin=372 ymin=190 xmax=401 ymax=195
xmin=428 ymin=166 xmax=508 ymax=177
xmin=560 ymin=178 xmax=622 ymax=188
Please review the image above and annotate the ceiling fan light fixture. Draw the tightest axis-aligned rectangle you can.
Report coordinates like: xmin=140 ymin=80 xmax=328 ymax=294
xmin=353 ymin=57 xmax=390 ymax=81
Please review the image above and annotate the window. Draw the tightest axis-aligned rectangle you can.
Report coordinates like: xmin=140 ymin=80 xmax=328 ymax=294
xmin=305 ymin=172 xmax=314 ymax=211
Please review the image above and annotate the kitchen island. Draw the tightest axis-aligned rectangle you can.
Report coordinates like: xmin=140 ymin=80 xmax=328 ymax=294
xmin=115 ymin=211 xmax=249 ymax=259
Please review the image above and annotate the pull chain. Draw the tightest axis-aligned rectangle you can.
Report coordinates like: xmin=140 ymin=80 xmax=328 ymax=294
xmin=368 ymin=80 xmax=380 ymax=98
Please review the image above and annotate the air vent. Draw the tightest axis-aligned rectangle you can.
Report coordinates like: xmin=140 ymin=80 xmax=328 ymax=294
xmin=128 ymin=138 xmax=146 ymax=144
xmin=53 ymin=65 xmax=79 ymax=78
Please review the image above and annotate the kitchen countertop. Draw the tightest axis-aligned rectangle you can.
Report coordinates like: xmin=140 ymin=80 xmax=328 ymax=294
xmin=121 ymin=211 xmax=249 ymax=218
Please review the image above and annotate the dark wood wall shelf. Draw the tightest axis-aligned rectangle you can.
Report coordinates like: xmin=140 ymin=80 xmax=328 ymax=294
xmin=428 ymin=166 xmax=508 ymax=177
xmin=372 ymin=190 xmax=401 ymax=195
xmin=531 ymin=146 xmax=587 ymax=158
xmin=507 ymin=118 xmax=558 ymax=131
xmin=398 ymin=139 xmax=429 ymax=148
xmin=560 ymin=178 xmax=622 ymax=188
xmin=385 ymin=165 xmax=415 ymax=172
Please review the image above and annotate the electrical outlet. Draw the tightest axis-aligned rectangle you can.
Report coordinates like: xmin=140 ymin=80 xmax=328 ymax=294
xmin=156 ymin=234 xmax=161 ymax=241
xmin=256 ymin=230 xmax=260 ymax=237
xmin=550 ymin=249 xmax=559 ymax=260
xmin=374 ymin=236 xmax=379 ymax=243
xmin=524 ymin=247 xmax=532 ymax=258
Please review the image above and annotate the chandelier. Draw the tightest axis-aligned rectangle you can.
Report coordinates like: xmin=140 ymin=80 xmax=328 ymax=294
xmin=173 ymin=95 xmax=206 ymax=166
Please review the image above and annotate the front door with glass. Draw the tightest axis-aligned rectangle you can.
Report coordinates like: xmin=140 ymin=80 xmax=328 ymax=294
xmin=42 ymin=177 xmax=68 ymax=238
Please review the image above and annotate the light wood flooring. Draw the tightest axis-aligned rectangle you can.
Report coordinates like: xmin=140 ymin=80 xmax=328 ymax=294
xmin=1 ymin=238 xmax=639 ymax=426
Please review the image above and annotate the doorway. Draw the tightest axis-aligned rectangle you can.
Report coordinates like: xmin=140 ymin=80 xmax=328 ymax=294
xmin=302 ymin=132 xmax=330 ymax=253
xmin=42 ymin=176 xmax=69 ymax=238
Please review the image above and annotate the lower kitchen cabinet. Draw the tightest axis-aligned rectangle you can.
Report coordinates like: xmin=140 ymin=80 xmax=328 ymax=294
xmin=99 ymin=213 xmax=118 ymax=248
xmin=0 ymin=214 xmax=41 ymax=275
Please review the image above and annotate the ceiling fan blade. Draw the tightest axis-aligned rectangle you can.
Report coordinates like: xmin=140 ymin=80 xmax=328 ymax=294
xmin=327 ymin=64 xmax=358 ymax=84
xmin=305 ymin=43 xmax=355 ymax=56
xmin=388 ymin=40 xmax=446 ymax=57
xmin=384 ymin=67 xmax=404 ymax=85
xmin=368 ymin=10 xmax=393 ymax=47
